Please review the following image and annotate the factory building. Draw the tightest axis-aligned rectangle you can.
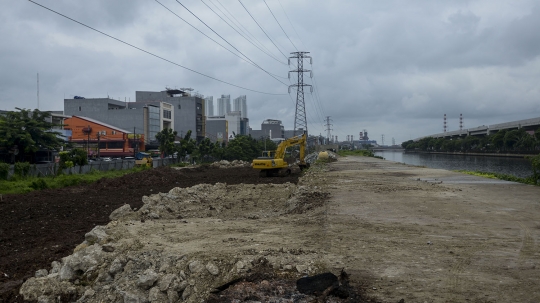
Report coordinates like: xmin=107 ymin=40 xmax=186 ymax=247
xmin=64 ymin=88 xmax=203 ymax=144
xmin=64 ymin=116 xmax=145 ymax=158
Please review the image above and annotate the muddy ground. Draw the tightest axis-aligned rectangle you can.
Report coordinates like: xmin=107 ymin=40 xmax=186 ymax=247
xmin=0 ymin=165 xmax=300 ymax=302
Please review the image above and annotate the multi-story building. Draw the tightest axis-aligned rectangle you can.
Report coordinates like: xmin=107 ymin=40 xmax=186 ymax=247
xmin=64 ymin=98 xmax=174 ymax=145
xmin=233 ymin=95 xmax=247 ymax=119
xmin=136 ymin=90 xmax=204 ymax=141
xmin=250 ymin=119 xmax=285 ymax=139
xmin=217 ymin=94 xmax=231 ymax=116
xmin=204 ymin=96 xmax=214 ymax=117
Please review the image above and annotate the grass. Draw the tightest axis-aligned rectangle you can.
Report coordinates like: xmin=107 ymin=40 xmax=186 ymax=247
xmin=455 ymin=170 xmax=538 ymax=185
xmin=0 ymin=166 xmax=151 ymax=195
xmin=337 ymin=149 xmax=385 ymax=159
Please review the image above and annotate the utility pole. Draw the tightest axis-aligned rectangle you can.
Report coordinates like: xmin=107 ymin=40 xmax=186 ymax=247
xmin=288 ymin=52 xmax=313 ymax=137
xmin=97 ymin=132 xmax=101 ymax=158
xmin=324 ymin=116 xmax=333 ymax=144
xmin=37 ymin=73 xmax=39 ymax=110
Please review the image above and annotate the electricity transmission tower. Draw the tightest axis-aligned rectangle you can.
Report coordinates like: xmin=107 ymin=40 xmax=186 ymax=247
xmin=324 ymin=116 xmax=333 ymax=144
xmin=289 ymin=52 xmax=312 ymax=136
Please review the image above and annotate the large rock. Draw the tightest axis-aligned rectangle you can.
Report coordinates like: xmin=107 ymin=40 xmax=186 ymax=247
xmin=137 ymin=269 xmax=159 ymax=290
xmin=19 ymin=277 xmax=74 ymax=302
xmin=109 ymin=204 xmax=135 ymax=221
xmin=84 ymin=226 xmax=108 ymax=244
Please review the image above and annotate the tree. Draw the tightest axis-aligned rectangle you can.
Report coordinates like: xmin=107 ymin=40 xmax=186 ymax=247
xmin=155 ymin=128 xmax=177 ymax=157
xmin=177 ymin=130 xmax=196 ymax=162
xmin=0 ymin=108 xmax=65 ymax=163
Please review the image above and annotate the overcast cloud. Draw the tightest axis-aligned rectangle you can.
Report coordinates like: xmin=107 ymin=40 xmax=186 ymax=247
xmin=1 ymin=0 xmax=540 ymax=144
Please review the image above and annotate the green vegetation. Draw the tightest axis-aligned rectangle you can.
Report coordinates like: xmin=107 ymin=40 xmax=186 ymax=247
xmin=0 ymin=165 xmax=151 ymax=195
xmin=402 ymin=128 xmax=540 ymax=154
xmin=0 ymin=108 xmax=66 ymax=163
xmin=338 ymin=149 xmax=376 ymax=157
xmin=456 ymin=170 xmax=537 ymax=185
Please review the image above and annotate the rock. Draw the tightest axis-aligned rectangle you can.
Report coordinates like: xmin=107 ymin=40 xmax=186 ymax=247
xmin=85 ymin=226 xmax=108 ymax=244
xmin=235 ymin=261 xmax=245 ymax=270
xmin=137 ymin=269 xmax=159 ymax=290
xmin=83 ymin=288 xmax=96 ymax=297
xmin=188 ymin=260 xmax=204 ymax=273
xmin=109 ymin=258 xmax=125 ymax=276
xmin=120 ymin=291 xmax=145 ymax=303
xmin=19 ymin=277 xmax=73 ymax=302
xmin=158 ymin=273 xmax=177 ymax=291
xmin=102 ymin=244 xmax=115 ymax=252
xmin=296 ymin=264 xmax=308 ymax=273
xmin=149 ymin=286 xmax=167 ymax=302
xmin=50 ymin=261 xmax=61 ymax=274
xmin=182 ymin=286 xmax=192 ymax=300
xmin=148 ymin=212 xmax=160 ymax=219
xmin=35 ymin=269 xmax=48 ymax=278
xmin=206 ymin=262 xmax=219 ymax=275
xmin=109 ymin=204 xmax=134 ymax=221
xmin=172 ymin=280 xmax=188 ymax=292
xmin=167 ymin=289 xmax=180 ymax=303
xmin=58 ymin=264 xmax=74 ymax=281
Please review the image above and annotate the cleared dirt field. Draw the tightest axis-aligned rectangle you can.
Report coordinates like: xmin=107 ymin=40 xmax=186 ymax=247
xmin=3 ymin=156 xmax=540 ymax=302
xmin=321 ymin=156 xmax=540 ymax=303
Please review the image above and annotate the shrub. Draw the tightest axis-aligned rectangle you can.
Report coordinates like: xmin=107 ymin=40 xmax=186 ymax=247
xmin=14 ymin=162 xmax=31 ymax=178
xmin=0 ymin=163 xmax=9 ymax=180
xmin=526 ymin=154 xmax=540 ymax=185
xmin=30 ymin=179 xmax=49 ymax=190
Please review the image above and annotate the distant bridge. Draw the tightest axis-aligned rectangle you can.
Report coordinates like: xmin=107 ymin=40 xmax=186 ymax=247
xmin=414 ymin=116 xmax=540 ymax=141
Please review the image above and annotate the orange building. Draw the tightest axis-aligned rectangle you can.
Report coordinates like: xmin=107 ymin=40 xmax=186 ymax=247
xmin=64 ymin=116 xmax=145 ymax=158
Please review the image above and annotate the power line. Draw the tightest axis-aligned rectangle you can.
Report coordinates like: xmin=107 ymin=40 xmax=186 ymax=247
xmin=212 ymin=0 xmax=283 ymax=63
xmin=174 ymin=1 xmax=289 ymax=86
xmin=276 ymin=0 xmax=307 ymax=50
xmin=237 ymin=0 xmax=289 ymax=60
xmin=27 ymin=0 xmax=286 ymax=95
xmin=262 ymin=0 xmax=298 ymax=52
xmin=200 ymin=0 xmax=286 ymax=65
xmin=157 ymin=0 xmax=287 ymax=83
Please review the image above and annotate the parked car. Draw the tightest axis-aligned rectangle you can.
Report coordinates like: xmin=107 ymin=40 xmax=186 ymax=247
xmin=101 ymin=157 xmax=112 ymax=161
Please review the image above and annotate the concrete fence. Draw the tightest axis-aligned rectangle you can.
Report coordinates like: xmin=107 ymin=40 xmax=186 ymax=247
xmin=5 ymin=157 xmax=181 ymax=178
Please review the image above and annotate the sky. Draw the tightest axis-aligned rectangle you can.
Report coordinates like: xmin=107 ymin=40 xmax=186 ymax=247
xmin=1 ymin=0 xmax=540 ymax=145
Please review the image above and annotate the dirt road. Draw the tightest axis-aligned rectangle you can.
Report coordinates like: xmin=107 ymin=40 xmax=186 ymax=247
xmin=322 ymin=156 xmax=540 ymax=302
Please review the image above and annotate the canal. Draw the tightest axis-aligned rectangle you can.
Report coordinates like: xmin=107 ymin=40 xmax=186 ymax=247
xmin=374 ymin=150 xmax=534 ymax=178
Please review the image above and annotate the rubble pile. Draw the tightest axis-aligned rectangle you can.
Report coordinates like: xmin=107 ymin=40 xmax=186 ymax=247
xmin=210 ymin=160 xmax=251 ymax=168
xmin=20 ymin=181 xmax=331 ymax=303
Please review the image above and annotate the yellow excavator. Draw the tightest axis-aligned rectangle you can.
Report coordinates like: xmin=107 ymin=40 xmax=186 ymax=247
xmin=252 ymin=133 xmax=309 ymax=177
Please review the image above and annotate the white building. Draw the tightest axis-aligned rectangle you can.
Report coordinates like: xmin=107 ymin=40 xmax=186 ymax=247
xmin=233 ymin=95 xmax=247 ymax=119
xmin=204 ymin=96 xmax=214 ymax=116
xmin=217 ymin=94 xmax=231 ymax=116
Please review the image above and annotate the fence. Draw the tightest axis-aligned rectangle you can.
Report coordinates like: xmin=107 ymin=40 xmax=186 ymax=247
xmin=5 ymin=157 xmax=181 ymax=178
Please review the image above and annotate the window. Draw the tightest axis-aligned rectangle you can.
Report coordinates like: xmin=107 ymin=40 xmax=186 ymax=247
xmin=163 ymin=110 xmax=171 ymax=119
xmin=112 ymin=131 xmax=117 ymax=135
xmin=178 ymin=104 xmax=181 ymax=109
xmin=78 ymin=106 xmax=81 ymax=111
xmin=100 ymin=131 xmax=107 ymax=135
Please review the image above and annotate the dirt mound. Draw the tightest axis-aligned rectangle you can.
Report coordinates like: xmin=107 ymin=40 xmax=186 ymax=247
xmin=0 ymin=165 xmax=300 ymax=302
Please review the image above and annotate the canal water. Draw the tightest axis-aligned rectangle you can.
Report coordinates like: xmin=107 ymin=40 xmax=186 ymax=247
xmin=374 ymin=150 xmax=534 ymax=178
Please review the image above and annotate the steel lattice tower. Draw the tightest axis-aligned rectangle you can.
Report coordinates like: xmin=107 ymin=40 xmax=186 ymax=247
xmin=289 ymin=52 xmax=312 ymax=136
